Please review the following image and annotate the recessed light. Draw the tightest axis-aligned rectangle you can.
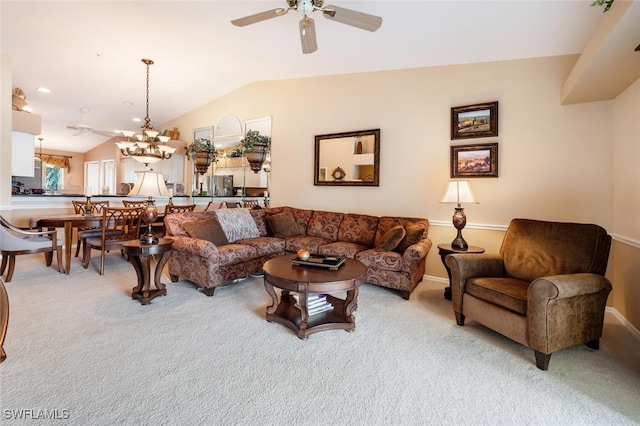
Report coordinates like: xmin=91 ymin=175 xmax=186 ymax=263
xmin=133 ymin=118 xmax=141 ymax=122
xmin=123 ymin=101 xmax=134 ymax=107
xmin=21 ymin=105 xmax=33 ymax=112
xmin=36 ymin=87 xmax=51 ymax=93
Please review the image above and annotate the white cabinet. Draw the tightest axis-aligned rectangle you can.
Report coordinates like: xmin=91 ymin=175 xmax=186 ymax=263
xmin=12 ymin=131 xmax=35 ymax=177
xmin=121 ymin=155 xmax=184 ymax=184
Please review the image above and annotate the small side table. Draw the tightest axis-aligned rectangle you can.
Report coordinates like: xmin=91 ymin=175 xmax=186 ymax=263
xmin=122 ymin=238 xmax=173 ymax=305
xmin=437 ymin=243 xmax=484 ymax=301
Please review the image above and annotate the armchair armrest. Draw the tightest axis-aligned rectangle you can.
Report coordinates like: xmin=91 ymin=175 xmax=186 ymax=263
xmin=528 ymin=273 xmax=612 ymax=354
xmin=445 ymin=253 xmax=505 ymax=310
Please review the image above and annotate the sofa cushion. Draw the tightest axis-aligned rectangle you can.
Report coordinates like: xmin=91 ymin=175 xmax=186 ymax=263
xmin=466 ymin=277 xmax=529 ymax=315
xmin=284 ymin=236 xmax=332 ymax=254
xmin=214 ymin=243 xmax=259 ymax=266
xmin=376 ymin=224 xmax=406 ymax=252
xmin=237 ymin=237 xmax=285 ymax=257
xmin=307 ymin=210 xmax=344 ymax=241
xmin=215 ymin=209 xmax=260 ymax=243
xmin=318 ymin=241 xmax=369 ymax=259
xmin=182 ymin=216 xmax=229 ymax=246
xmin=250 ymin=207 xmax=285 ymax=237
xmin=266 ymin=211 xmax=303 ymax=238
xmin=165 ymin=211 xmax=216 ymax=237
xmin=394 ymin=222 xmax=425 ymax=253
xmin=338 ymin=213 xmax=379 ymax=247
xmin=283 ymin=207 xmax=314 ymax=235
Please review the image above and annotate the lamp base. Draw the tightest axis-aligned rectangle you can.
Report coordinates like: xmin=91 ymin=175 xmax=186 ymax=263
xmin=140 ymin=231 xmax=159 ymax=245
xmin=451 ymin=206 xmax=469 ymax=250
xmin=451 ymin=232 xmax=469 ymax=250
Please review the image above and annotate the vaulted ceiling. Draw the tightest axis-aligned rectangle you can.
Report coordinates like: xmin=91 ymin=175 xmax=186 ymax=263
xmin=2 ymin=1 xmax=636 ymax=153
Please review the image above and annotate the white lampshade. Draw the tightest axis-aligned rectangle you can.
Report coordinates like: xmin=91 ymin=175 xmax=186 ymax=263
xmin=128 ymin=171 xmax=171 ymax=198
xmin=440 ymin=180 xmax=478 ymax=206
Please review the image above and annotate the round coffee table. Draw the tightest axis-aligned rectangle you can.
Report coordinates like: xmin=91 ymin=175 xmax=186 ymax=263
xmin=263 ymin=254 xmax=367 ymax=339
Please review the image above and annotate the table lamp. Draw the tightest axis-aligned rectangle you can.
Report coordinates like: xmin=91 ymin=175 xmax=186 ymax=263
xmin=128 ymin=171 xmax=170 ymax=244
xmin=440 ymin=180 xmax=478 ymax=250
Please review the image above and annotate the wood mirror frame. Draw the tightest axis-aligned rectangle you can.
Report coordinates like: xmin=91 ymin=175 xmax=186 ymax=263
xmin=314 ymin=129 xmax=380 ymax=186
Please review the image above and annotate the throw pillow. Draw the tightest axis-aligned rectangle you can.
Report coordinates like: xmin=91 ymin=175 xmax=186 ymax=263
xmin=182 ymin=216 xmax=229 ymax=246
xmin=266 ymin=211 xmax=303 ymax=238
xmin=215 ymin=209 xmax=260 ymax=243
xmin=376 ymin=225 xmax=406 ymax=252
xmin=394 ymin=223 xmax=424 ymax=253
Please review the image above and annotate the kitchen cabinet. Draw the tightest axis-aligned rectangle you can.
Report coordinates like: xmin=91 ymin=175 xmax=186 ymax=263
xmin=12 ymin=131 xmax=35 ymax=177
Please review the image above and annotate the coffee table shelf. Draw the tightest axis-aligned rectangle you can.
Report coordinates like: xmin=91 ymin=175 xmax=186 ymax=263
xmin=263 ymin=254 xmax=367 ymax=339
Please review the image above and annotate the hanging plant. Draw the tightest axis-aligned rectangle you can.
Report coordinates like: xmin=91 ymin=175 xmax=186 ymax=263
xmin=184 ymin=138 xmax=220 ymax=162
xmin=238 ymin=130 xmax=271 ymax=173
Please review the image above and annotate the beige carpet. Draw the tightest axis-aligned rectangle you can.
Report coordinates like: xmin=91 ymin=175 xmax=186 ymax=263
xmin=1 ymin=252 xmax=639 ymax=425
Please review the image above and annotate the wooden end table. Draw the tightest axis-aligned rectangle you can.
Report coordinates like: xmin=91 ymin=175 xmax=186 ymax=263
xmin=262 ymin=254 xmax=367 ymax=339
xmin=437 ymin=243 xmax=484 ymax=301
xmin=122 ymin=238 xmax=173 ymax=305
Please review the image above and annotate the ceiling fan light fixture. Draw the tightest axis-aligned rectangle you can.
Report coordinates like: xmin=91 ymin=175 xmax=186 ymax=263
xmin=117 ymin=58 xmax=174 ymax=166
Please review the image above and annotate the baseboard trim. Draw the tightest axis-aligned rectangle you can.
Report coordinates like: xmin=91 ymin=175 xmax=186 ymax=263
xmin=606 ymin=307 xmax=640 ymax=340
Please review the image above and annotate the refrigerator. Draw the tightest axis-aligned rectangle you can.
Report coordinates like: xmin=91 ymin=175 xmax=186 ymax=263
xmin=214 ymin=175 xmax=233 ymax=197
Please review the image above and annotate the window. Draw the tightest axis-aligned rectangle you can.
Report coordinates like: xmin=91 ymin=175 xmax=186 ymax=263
xmin=45 ymin=164 xmax=64 ymax=192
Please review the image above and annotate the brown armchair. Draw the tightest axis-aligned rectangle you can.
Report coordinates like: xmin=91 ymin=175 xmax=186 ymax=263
xmin=445 ymin=218 xmax=612 ymax=370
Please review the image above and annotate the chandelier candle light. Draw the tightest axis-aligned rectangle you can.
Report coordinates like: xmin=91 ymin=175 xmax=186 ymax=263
xmin=128 ymin=171 xmax=171 ymax=244
xmin=115 ymin=59 xmax=176 ymax=166
xmin=440 ymin=180 xmax=478 ymax=250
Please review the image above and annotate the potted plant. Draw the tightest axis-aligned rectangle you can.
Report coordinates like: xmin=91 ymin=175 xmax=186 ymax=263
xmin=184 ymin=138 xmax=219 ymax=175
xmin=238 ymin=129 xmax=271 ymax=173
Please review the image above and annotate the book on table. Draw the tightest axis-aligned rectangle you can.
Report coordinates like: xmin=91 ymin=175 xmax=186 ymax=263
xmin=293 ymin=294 xmax=333 ymax=315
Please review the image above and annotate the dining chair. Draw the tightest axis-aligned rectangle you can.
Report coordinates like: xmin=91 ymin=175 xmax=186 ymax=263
xmin=82 ymin=207 xmax=144 ymax=275
xmin=0 ymin=215 xmax=63 ymax=282
xmin=72 ymin=200 xmax=110 ymax=261
xmin=242 ymin=199 xmax=260 ymax=209
xmin=226 ymin=201 xmax=241 ymax=208
xmin=122 ymin=200 xmax=147 ymax=208
xmin=204 ymin=201 xmax=224 ymax=211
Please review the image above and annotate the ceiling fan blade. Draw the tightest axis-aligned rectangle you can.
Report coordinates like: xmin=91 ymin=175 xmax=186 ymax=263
xmin=299 ymin=17 xmax=317 ymax=54
xmin=231 ymin=8 xmax=288 ymax=27
xmin=322 ymin=5 xmax=382 ymax=32
xmin=92 ymin=130 xmax=117 ymax=137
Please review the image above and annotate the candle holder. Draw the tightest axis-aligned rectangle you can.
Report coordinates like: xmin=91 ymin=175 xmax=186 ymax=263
xmin=83 ymin=196 xmax=92 ymax=216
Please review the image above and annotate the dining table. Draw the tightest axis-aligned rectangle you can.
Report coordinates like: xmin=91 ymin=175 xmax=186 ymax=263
xmin=33 ymin=212 xmax=167 ymax=275
xmin=32 ymin=214 xmax=103 ymax=275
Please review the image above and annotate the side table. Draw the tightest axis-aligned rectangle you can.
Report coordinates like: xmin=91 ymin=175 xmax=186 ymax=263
xmin=122 ymin=238 xmax=173 ymax=305
xmin=437 ymin=243 xmax=484 ymax=301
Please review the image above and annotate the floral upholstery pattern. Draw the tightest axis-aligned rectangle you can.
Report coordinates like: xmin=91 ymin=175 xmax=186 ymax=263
xmin=166 ymin=207 xmax=432 ymax=299
xmin=338 ymin=214 xmax=379 ymax=246
xmin=307 ymin=210 xmax=344 ymax=240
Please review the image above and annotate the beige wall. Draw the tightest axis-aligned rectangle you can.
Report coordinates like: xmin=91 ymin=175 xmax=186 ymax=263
xmin=611 ymin=77 xmax=640 ymax=328
xmin=160 ymin=54 xmax=640 ymax=329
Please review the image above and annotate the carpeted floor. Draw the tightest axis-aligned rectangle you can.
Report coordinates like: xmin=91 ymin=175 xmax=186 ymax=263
xmin=1 ymin=252 xmax=639 ymax=425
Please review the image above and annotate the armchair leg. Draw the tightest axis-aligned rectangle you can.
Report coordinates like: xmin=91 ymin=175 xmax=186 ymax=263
xmin=534 ymin=350 xmax=551 ymax=370
xmin=201 ymin=287 xmax=215 ymax=297
xmin=455 ymin=311 xmax=465 ymax=326
xmin=5 ymin=256 xmax=15 ymax=283
xmin=0 ymin=256 xmax=7 ymax=275
xmin=586 ymin=339 xmax=599 ymax=350
xmin=170 ymin=274 xmax=179 ymax=282
xmin=401 ymin=290 xmax=410 ymax=300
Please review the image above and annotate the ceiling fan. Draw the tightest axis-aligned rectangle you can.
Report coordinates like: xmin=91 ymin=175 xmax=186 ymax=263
xmin=67 ymin=107 xmax=117 ymax=137
xmin=231 ymin=0 xmax=382 ymax=54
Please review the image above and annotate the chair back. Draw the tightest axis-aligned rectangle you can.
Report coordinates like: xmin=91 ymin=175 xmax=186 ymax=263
xmin=204 ymin=201 xmax=224 ymax=211
xmin=165 ymin=204 xmax=196 ymax=215
xmin=100 ymin=207 xmax=144 ymax=245
xmin=122 ymin=200 xmax=147 ymax=208
xmin=500 ymin=218 xmax=611 ymax=282
xmin=243 ymin=200 xmax=259 ymax=209
xmin=72 ymin=200 xmax=110 ymax=216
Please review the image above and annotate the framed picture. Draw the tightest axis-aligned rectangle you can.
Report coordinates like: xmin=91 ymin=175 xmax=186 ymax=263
xmin=451 ymin=101 xmax=498 ymax=140
xmin=451 ymin=143 xmax=498 ymax=178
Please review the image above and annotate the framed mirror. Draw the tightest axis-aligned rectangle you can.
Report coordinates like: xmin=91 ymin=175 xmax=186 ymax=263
xmin=314 ymin=129 xmax=380 ymax=186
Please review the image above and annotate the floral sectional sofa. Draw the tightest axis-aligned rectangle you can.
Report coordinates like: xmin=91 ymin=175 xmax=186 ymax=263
xmin=164 ymin=206 xmax=432 ymax=299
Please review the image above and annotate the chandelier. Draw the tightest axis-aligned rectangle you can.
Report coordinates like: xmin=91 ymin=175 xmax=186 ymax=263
xmin=115 ymin=58 xmax=176 ymax=165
